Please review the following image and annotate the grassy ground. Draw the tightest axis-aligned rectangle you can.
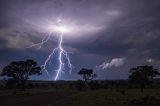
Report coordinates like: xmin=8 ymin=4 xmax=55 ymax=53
xmin=0 ymin=88 xmax=160 ymax=106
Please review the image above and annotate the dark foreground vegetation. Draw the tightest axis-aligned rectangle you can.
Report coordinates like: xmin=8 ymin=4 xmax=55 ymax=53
xmin=0 ymin=59 xmax=160 ymax=106
xmin=1 ymin=79 xmax=160 ymax=106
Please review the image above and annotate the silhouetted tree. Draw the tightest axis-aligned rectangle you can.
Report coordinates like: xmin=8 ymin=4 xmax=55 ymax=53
xmin=78 ymin=68 xmax=97 ymax=83
xmin=0 ymin=60 xmax=41 ymax=89
xmin=128 ymin=65 xmax=160 ymax=91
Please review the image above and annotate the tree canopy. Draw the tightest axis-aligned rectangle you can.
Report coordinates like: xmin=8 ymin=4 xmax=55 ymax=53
xmin=0 ymin=60 xmax=41 ymax=88
xmin=128 ymin=65 xmax=160 ymax=89
xmin=78 ymin=68 xmax=97 ymax=82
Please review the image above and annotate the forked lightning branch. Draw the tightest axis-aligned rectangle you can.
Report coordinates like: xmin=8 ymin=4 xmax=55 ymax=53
xmin=29 ymin=19 xmax=73 ymax=80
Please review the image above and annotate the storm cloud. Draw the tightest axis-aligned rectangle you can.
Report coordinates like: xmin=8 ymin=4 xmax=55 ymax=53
xmin=0 ymin=0 xmax=160 ymax=80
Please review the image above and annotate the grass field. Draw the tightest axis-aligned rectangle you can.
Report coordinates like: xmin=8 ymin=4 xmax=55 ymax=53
xmin=0 ymin=88 xmax=160 ymax=106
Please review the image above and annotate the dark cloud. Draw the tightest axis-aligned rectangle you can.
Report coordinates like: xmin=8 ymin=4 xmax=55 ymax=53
xmin=0 ymin=0 xmax=160 ymax=80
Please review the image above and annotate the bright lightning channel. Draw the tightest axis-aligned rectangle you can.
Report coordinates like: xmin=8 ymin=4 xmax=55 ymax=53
xmin=29 ymin=20 xmax=73 ymax=80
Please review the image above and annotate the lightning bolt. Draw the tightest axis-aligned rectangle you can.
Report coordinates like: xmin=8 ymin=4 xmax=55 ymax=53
xmin=28 ymin=20 xmax=73 ymax=80
xmin=28 ymin=32 xmax=52 ymax=49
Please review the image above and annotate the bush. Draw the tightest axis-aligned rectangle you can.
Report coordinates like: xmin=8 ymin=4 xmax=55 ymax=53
xmin=76 ymin=80 xmax=85 ymax=91
xmin=5 ymin=79 xmax=16 ymax=89
xmin=88 ymin=81 xmax=101 ymax=90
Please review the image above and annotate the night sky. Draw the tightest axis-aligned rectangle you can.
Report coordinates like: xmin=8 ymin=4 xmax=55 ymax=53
xmin=0 ymin=0 xmax=160 ymax=80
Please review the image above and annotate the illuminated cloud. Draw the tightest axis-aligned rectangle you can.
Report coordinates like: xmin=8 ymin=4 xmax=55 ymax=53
xmin=0 ymin=29 xmax=33 ymax=49
xmin=146 ymin=58 xmax=154 ymax=63
xmin=96 ymin=57 xmax=126 ymax=70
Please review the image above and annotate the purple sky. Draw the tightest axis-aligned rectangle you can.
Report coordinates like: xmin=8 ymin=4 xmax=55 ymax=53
xmin=0 ymin=0 xmax=160 ymax=80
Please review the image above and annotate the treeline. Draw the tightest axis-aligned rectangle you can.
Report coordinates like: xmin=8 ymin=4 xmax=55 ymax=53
xmin=0 ymin=59 xmax=160 ymax=91
xmin=1 ymin=79 xmax=160 ymax=91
